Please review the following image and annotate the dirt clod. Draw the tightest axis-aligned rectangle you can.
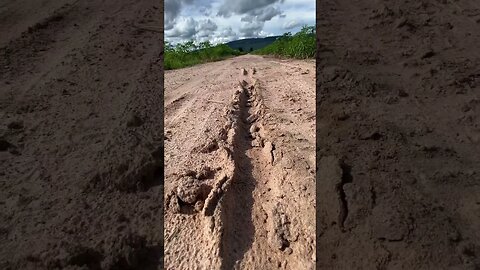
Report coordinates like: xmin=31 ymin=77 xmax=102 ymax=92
xmin=0 ymin=139 xmax=13 ymax=151
xmin=126 ymin=112 xmax=143 ymax=127
xmin=7 ymin=120 xmax=24 ymax=129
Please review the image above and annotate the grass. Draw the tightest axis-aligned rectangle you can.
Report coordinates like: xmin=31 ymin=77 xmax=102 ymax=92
xmin=254 ymin=26 xmax=316 ymax=59
xmin=164 ymin=41 xmax=243 ymax=70
xmin=164 ymin=26 xmax=315 ymax=69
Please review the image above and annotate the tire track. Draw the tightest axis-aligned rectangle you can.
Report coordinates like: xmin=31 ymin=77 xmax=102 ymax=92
xmin=165 ymin=56 xmax=315 ymax=269
xmin=218 ymin=78 xmax=256 ymax=270
xmin=219 ymin=70 xmax=306 ymax=269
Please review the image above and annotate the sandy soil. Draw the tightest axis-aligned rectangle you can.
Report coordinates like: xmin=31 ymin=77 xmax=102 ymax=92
xmin=0 ymin=0 xmax=164 ymax=269
xmin=164 ymin=55 xmax=316 ymax=269
xmin=317 ymin=0 xmax=480 ymax=269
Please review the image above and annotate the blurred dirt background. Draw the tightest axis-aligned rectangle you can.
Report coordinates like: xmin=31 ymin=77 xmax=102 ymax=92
xmin=317 ymin=0 xmax=480 ymax=269
xmin=0 ymin=0 xmax=164 ymax=269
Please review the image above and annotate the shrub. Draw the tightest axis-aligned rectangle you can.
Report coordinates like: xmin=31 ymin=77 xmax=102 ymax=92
xmin=254 ymin=26 xmax=316 ymax=59
xmin=164 ymin=41 xmax=243 ymax=70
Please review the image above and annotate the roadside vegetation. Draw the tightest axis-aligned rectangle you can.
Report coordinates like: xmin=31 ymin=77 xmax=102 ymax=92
xmin=254 ymin=26 xmax=316 ymax=59
xmin=164 ymin=25 xmax=315 ymax=69
xmin=164 ymin=41 xmax=243 ymax=70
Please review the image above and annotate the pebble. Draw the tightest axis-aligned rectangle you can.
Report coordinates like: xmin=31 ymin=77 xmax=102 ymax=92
xmin=126 ymin=113 xmax=143 ymax=127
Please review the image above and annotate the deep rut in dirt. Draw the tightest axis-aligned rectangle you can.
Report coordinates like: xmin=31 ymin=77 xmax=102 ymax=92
xmin=165 ymin=59 xmax=315 ymax=269
xmin=219 ymin=75 xmax=288 ymax=269
xmin=219 ymin=80 xmax=255 ymax=269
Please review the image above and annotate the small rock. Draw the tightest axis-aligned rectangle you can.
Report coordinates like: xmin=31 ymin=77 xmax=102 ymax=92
xmin=8 ymin=148 xmax=20 ymax=155
xmin=167 ymin=193 xmax=180 ymax=213
xmin=241 ymin=68 xmax=248 ymax=75
xmin=194 ymin=200 xmax=204 ymax=212
xmin=246 ymin=114 xmax=258 ymax=124
xmin=421 ymin=50 xmax=435 ymax=59
xmin=199 ymin=140 xmax=219 ymax=154
xmin=361 ymin=131 xmax=383 ymax=140
xmin=7 ymin=120 xmax=23 ymax=129
xmin=398 ymin=89 xmax=409 ymax=97
xmin=176 ymin=178 xmax=200 ymax=204
xmin=249 ymin=124 xmax=259 ymax=135
xmin=284 ymin=247 xmax=293 ymax=255
xmin=251 ymin=139 xmax=262 ymax=147
xmin=117 ymin=213 xmax=129 ymax=222
xmin=335 ymin=112 xmax=349 ymax=121
xmin=385 ymin=96 xmax=399 ymax=104
xmin=196 ymin=166 xmax=215 ymax=180
xmin=0 ymin=139 xmax=12 ymax=151
xmin=126 ymin=113 xmax=143 ymax=127
xmin=321 ymin=66 xmax=343 ymax=82
xmin=263 ymin=141 xmax=274 ymax=164
xmin=395 ymin=17 xmax=407 ymax=28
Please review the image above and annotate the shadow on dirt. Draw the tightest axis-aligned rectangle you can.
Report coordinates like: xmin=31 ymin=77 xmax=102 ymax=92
xmin=219 ymin=86 xmax=255 ymax=270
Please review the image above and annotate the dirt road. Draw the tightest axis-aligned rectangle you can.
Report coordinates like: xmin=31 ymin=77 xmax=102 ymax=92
xmin=317 ymin=0 xmax=480 ymax=269
xmin=0 ymin=0 xmax=163 ymax=269
xmin=164 ymin=55 xmax=316 ymax=269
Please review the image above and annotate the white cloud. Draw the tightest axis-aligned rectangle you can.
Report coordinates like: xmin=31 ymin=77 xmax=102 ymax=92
xmin=165 ymin=17 xmax=197 ymax=39
xmin=241 ymin=6 xmax=284 ymax=22
xmin=164 ymin=0 xmax=314 ymax=44
xmin=239 ymin=21 xmax=264 ymax=37
xmin=210 ymin=27 xmax=239 ymax=44
xmin=196 ymin=19 xmax=218 ymax=37
xmin=165 ymin=0 xmax=194 ymax=30
xmin=217 ymin=0 xmax=284 ymax=17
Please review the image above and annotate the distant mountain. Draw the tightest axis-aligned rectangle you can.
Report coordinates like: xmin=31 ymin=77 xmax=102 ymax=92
xmin=226 ymin=36 xmax=280 ymax=52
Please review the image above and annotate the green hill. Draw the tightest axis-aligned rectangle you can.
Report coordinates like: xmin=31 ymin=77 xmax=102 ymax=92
xmin=226 ymin=36 xmax=280 ymax=52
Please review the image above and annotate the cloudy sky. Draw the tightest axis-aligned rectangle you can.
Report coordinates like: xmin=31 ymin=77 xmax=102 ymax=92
xmin=165 ymin=0 xmax=315 ymax=44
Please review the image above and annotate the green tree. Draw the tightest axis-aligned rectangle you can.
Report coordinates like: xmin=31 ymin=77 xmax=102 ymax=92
xmin=164 ymin=41 xmax=175 ymax=52
xmin=176 ymin=40 xmax=197 ymax=53
xmin=199 ymin=41 xmax=212 ymax=49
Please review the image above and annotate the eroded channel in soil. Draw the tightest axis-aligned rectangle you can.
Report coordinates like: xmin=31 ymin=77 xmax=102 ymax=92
xmin=164 ymin=57 xmax=316 ymax=269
